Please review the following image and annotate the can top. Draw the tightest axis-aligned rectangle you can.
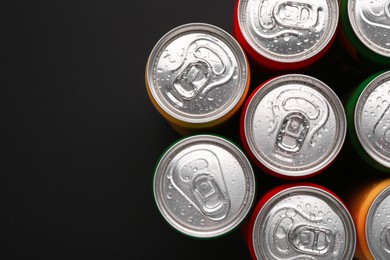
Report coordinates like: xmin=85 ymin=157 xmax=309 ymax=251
xmin=355 ymin=70 xmax=390 ymax=168
xmin=348 ymin=0 xmax=390 ymax=58
xmin=366 ymin=186 xmax=390 ymax=259
xmin=236 ymin=0 xmax=339 ymax=63
xmin=146 ymin=23 xmax=249 ymax=125
xmin=252 ymin=186 xmax=356 ymax=259
xmin=243 ymin=74 xmax=346 ymax=177
xmin=153 ymin=134 xmax=256 ymax=238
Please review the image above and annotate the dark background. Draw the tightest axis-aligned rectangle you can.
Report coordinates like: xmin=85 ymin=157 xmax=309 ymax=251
xmin=2 ymin=1 xmax=387 ymax=259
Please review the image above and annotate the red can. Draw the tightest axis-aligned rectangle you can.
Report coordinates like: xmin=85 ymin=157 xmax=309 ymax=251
xmin=233 ymin=0 xmax=339 ymax=71
xmin=245 ymin=183 xmax=356 ymax=259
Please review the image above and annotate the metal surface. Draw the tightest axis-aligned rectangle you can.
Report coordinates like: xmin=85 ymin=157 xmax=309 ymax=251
xmin=243 ymin=74 xmax=346 ymax=177
xmin=252 ymin=186 xmax=356 ymax=259
xmin=146 ymin=23 xmax=249 ymax=124
xmin=355 ymin=70 xmax=390 ymax=169
xmin=237 ymin=0 xmax=339 ymax=62
xmin=348 ymin=0 xmax=390 ymax=57
xmin=153 ymin=135 xmax=256 ymax=238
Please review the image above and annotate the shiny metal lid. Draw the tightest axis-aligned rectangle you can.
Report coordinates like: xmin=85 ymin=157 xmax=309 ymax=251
xmin=355 ymin=70 xmax=390 ymax=168
xmin=146 ymin=23 xmax=249 ymax=124
xmin=243 ymin=74 xmax=346 ymax=177
xmin=348 ymin=0 xmax=390 ymax=58
xmin=236 ymin=0 xmax=339 ymax=63
xmin=153 ymin=135 xmax=256 ymax=238
xmin=366 ymin=186 xmax=390 ymax=260
xmin=252 ymin=186 xmax=356 ymax=259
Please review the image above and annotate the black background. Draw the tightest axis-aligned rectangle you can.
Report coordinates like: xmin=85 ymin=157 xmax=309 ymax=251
xmin=2 ymin=1 xmax=388 ymax=259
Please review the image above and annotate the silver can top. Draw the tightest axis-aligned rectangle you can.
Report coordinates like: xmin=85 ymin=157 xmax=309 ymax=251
xmin=243 ymin=74 xmax=346 ymax=177
xmin=236 ymin=0 xmax=339 ymax=63
xmin=146 ymin=23 xmax=249 ymax=124
xmin=355 ymin=71 xmax=390 ymax=168
xmin=153 ymin=135 xmax=256 ymax=238
xmin=348 ymin=0 xmax=390 ymax=58
xmin=252 ymin=186 xmax=356 ymax=259
xmin=366 ymin=186 xmax=390 ymax=260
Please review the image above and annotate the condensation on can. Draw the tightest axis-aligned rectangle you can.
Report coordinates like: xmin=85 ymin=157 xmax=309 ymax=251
xmin=246 ymin=183 xmax=356 ymax=260
xmin=145 ymin=23 xmax=250 ymax=136
xmin=233 ymin=0 xmax=339 ymax=71
xmin=339 ymin=0 xmax=390 ymax=68
xmin=346 ymin=70 xmax=390 ymax=172
xmin=344 ymin=178 xmax=390 ymax=260
xmin=153 ymin=134 xmax=256 ymax=239
xmin=240 ymin=74 xmax=346 ymax=179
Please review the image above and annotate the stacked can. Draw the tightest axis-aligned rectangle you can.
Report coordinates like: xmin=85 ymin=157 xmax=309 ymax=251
xmin=339 ymin=0 xmax=390 ymax=68
xmin=245 ymin=183 xmax=356 ymax=259
xmin=345 ymin=70 xmax=390 ymax=172
xmin=344 ymin=178 xmax=390 ymax=260
xmin=240 ymin=74 xmax=346 ymax=179
xmin=145 ymin=23 xmax=250 ymax=136
xmin=233 ymin=0 xmax=339 ymax=72
xmin=153 ymin=134 xmax=256 ymax=239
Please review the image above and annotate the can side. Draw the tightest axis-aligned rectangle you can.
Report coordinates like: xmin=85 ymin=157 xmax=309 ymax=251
xmin=345 ymin=178 xmax=390 ymax=260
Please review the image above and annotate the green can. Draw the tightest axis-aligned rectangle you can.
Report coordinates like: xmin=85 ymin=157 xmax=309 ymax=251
xmin=339 ymin=0 xmax=390 ymax=68
xmin=346 ymin=70 xmax=390 ymax=172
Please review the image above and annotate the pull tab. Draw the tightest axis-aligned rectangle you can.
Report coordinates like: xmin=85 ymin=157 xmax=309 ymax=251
xmin=273 ymin=1 xmax=321 ymax=30
xmin=289 ymin=224 xmax=335 ymax=256
xmin=361 ymin=0 xmax=390 ymax=30
xmin=380 ymin=223 xmax=390 ymax=253
xmin=276 ymin=112 xmax=309 ymax=153
xmin=190 ymin=172 xmax=230 ymax=220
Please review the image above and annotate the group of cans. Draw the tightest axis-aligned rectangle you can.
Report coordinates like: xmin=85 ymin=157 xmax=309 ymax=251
xmin=145 ymin=0 xmax=390 ymax=259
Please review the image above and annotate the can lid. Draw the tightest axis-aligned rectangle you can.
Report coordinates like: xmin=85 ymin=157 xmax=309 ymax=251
xmin=366 ymin=186 xmax=390 ymax=259
xmin=243 ymin=74 xmax=346 ymax=178
xmin=252 ymin=186 xmax=356 ymax=259
xmin=145 ymin=23 xmax=249 ymax=126
xmin=355 ymin=70 xmax=390 ymax=168
xmin=348 ymin=0 xmax=390 ymax=58
xmin=236 ymin=0 xmax=339 ymax=63
xmin=153 ymin=134 xmax=256 ymax=238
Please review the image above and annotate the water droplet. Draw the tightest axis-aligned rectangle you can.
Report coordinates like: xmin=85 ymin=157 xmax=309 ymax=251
xmin=167 ymin=192 xmax=173 ymax=200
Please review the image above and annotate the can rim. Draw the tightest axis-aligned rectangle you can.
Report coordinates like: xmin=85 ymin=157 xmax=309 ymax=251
xmin=145 ymin=22 xmax=249 ymax=125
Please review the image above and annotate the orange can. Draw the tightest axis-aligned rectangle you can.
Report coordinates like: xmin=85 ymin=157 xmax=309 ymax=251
xmin=145 ymin=23 xmax=250 ymax=136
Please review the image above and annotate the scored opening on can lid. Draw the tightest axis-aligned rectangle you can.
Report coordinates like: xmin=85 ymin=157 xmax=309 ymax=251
xmin=145 ymin=23 xmax=249 ymax=126
xmin=243 ymin=74 xmax=346 ymax=178
xmin=236 ymin=0 xmax=339 ymax=63
xmin=348 ymin=0 xmax=390 ymax=58
xmin=252 ymin=186 xmax=356 ymax=259
xmin=366 ymin=185 xmax=390 ymax=259
xmin=354 ymin=70 xmax=390 ymax=169
xmin=153 ymin=134 xmax=256 ymax=239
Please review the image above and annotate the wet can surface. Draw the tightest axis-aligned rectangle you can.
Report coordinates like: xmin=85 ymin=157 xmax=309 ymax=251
xmin=339 ymin=0 xmax=390 ymax=68
xmin=233 ymin=0 xmax=339 ymax=71
xmin=345 ymin=70 xmax=390 ymax=172
xmin=145 ymin=23 xmax=250 ymax=136
xmin=240 ymin=74 xmax=346 ymax=179
xmin=153 ymin=134 xmax=256 ymax=239
xmin=345 ymin=178 xmax=390 ymax=260
xmin=246 ymin=183 xmax=356 ymax=259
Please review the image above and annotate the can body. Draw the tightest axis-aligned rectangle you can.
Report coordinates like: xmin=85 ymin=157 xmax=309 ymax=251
xmin=233 ymin=0 xmax=339 ymax=71
xmin=246 ymin=183 xmax=356 ymax=259
xmin=345 ymin=70 xmax=390 ymax=172
xmin=345 ymin=178 xmax=390 ymax=260
xmin=240 ymin=74 xmax=346 ymax=179
xmin=339 ymin=0 xmax=390 ymax=68
xmin=153 ymin=134 xmax=256 ymax=239
xmin=145 ymin=23 xmax=250 ymax=136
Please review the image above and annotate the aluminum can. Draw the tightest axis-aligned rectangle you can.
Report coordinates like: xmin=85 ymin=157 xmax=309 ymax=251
xmin=233 ymin=0 xmax=339 ymax=71
xmin=240 ymin=74 xmax=346 ymax=179
xmin=339 ymin=0 xmax=390 ymax=68
xmin=246 ymin=183 xmax=356 ymax=260
xmin=345 ymin=70 xmax=390 ymax=172
xmin=345 ymin=178 xmax=390 ymax=260
xmin=145 ymin=23 xmax=250 ymax=136
xmin=153 ymin=134 xmax=256 ymax=239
